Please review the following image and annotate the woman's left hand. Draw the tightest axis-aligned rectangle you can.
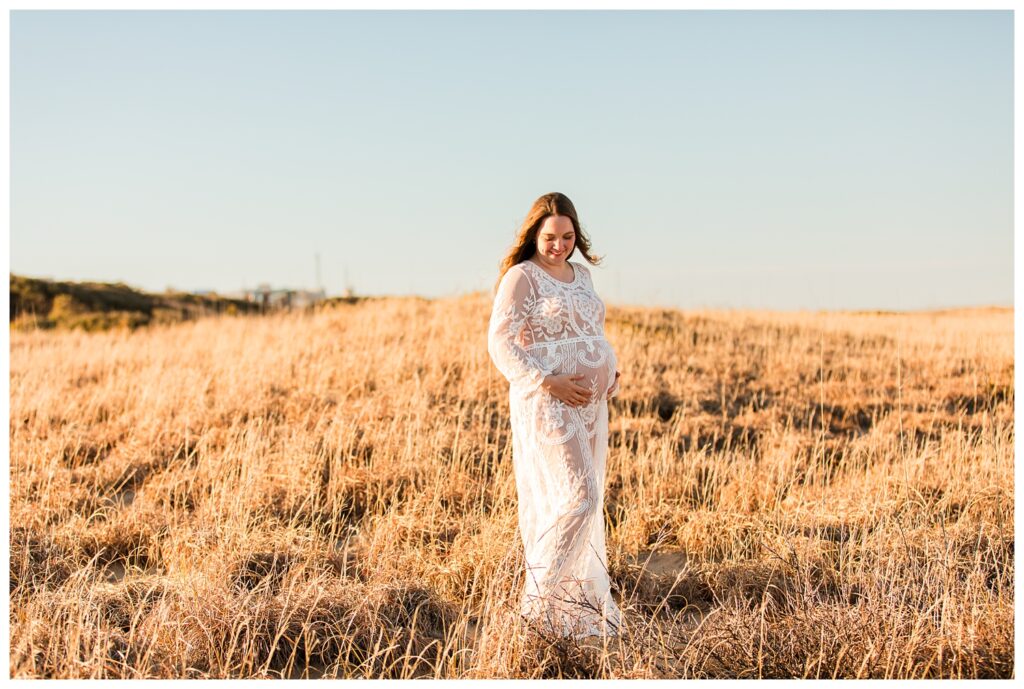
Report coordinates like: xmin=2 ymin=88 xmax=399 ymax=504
xmin=606 ymin=370 xmax=621 ymax=399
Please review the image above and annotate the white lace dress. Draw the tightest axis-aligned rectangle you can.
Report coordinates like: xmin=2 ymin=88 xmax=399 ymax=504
xmin=487 ymin=258 xmax=623 ymax=639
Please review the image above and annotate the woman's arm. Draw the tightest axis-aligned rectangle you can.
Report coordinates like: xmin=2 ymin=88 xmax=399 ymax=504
xmin=487 ymin=267 xmax=553 ymax=394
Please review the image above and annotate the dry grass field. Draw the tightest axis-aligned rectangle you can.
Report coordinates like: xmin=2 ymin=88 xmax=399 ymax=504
xmin=8 ymin=294 xmax=1014 ymax=678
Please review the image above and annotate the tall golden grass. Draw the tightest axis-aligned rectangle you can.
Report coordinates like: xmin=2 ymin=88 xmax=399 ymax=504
xmin=8 ymin=294 xmax=1013 ymax=678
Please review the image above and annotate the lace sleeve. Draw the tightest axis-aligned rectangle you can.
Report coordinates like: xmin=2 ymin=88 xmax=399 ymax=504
xmin=487 ymin=266 xmax=553 ymax=393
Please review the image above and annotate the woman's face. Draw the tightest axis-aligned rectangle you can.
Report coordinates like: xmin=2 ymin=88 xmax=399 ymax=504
xmin=535 ymin=215 xmax=576 ymax=265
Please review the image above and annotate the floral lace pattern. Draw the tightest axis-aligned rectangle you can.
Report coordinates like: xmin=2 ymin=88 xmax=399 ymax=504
xmin=487 ymin=259 xmax=623 ymax=639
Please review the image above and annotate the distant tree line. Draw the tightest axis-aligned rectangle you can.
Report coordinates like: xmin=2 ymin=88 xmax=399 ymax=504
xmin=9 ymin=274 xmax=263 ymax=332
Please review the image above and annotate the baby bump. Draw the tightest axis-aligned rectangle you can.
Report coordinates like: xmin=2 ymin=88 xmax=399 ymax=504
xmin=531 ymin=338 xmax=617 ymax=400
xmin=573 ymin=339 xmax=617 ymax=400
xmin=527 ymin=338 xmax=616 ymax=445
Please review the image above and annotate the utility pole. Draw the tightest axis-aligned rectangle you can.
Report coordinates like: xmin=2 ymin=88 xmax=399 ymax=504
xmin=342 ymin=265 xmax=354 ymax=299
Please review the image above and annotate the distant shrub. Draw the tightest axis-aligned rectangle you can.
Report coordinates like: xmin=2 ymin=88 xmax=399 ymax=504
xmin=49 ymin=294 xmax=88 ymax=321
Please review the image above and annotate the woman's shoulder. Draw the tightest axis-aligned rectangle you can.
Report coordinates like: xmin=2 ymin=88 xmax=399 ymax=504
xmin=498 ymin=261 xmax=535 ymax=290
xmin=510 ymin=259 xmax=543 ymax=282
xmin=508 ymin=260 xmax=532 ymax=278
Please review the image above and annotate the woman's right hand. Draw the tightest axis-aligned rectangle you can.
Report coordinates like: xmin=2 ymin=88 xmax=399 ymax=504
xmin=542 ymin=374 xmax=591 ymax=406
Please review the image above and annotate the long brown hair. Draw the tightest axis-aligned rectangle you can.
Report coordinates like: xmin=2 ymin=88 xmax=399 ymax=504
xmin=494 ymin=192 xmax=601 ymax=292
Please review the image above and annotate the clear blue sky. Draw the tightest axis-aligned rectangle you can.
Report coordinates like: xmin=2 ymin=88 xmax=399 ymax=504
xmin=10 ymin=10 xmax=1013 ymax=311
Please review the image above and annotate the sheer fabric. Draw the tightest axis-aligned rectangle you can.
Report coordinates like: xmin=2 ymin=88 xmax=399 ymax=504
xmin=487 ymin=259 xmax=623 ymax=640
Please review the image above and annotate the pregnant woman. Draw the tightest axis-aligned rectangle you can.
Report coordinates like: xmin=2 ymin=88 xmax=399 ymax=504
xmin=487 ymin=192 xmax=623 ymax=640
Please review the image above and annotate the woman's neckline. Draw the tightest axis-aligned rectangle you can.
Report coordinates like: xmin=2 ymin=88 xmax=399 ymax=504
xmin=524 ymin=257 xmax=578 ymax=285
